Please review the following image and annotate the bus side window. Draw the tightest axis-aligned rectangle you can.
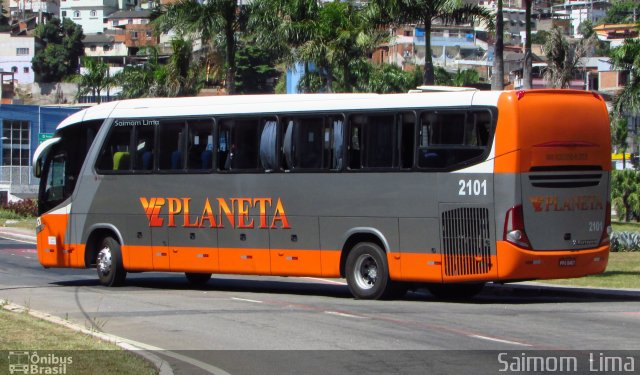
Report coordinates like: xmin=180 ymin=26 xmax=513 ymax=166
xmin=400 ymin=112 xmax=416 ymax=169
xmin=187 ymin=119 xmax=214 ymax=171
xmin=158 ymin=121 xmax=186 ymax=171
xmin=348 ymin=120 xmax=362 ymax=169
xmin=417 ymin=110 xmax=491 ymax=170
xmin=363 ymin=114 xmax=397 ymax=168
xmin=96 ymin=125 xmax=132 ymax=172
xmin=134 ymin=125 xmax=155 ymax=171
xmin=219 ymin=118 xmax=266 ymax=171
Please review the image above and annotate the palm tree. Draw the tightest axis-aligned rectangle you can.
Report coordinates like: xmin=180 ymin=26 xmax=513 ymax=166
xmin=492 ymin=0 xmax=504 ymax=90
xmin=542 ymin=27 xmax=592 ymax=88
xmin=522 ymin=0 xmax=533 ymax=89
xmin=371 ymin=0 xmax=493 ymax=85
xmin=249 ymin=0 xmax=320 ymax=92
xmin=610 ymin=37 xmax=640 ymax=118
xmin=75 ymin=57 xmax=112 ymax=104
xmin=154 ymin=0 xmax=245 ymax=94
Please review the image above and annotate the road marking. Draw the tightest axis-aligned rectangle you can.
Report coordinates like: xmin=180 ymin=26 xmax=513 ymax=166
xmin=324 ymin=311 xmax=367 ymax=319
xmin=469 ymin=334 xmax=532 ymax=347
xmin=0 ymin=236 xmax=37 ymax=245
xmin=302 ymin=277 xmax=347 ymax=286
xmin=231 ymin=297 xmax=263 ymax=304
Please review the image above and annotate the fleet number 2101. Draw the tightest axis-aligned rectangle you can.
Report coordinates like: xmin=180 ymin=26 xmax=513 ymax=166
xmin=458 ymin=179 xmax=487 ymax=196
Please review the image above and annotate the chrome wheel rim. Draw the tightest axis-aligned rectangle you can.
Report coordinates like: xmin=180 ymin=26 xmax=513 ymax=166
xmin=97 ymin=246 xmax=112 ymax=276
xmin=353 ymin=253 xmax=378 ymax=290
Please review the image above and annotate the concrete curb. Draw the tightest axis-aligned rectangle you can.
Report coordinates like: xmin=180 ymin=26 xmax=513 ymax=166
xmin=487 ymin=282 xmax=640 ymax=300
xmin=1 ymin=300 xmax=173 ymax=375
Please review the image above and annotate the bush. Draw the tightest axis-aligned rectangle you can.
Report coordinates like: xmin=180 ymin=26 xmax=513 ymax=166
xmin=610 ymin=231 xmax=640 ymax=252
xmin=2 ymin=199 xmax=37 ymax=218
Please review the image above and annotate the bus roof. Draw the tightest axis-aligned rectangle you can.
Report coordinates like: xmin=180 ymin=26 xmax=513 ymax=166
xmin=57 ymin=91 xmax=503 ymax=130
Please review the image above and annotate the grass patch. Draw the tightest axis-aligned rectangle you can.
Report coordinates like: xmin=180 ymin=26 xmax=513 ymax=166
xmin=612 ymin=221 xmax=640 ymax=233
xmin=0 ymin=308 xmax=158 ymax=374
xmin=545 ymin=252 xmax=640 ymax=289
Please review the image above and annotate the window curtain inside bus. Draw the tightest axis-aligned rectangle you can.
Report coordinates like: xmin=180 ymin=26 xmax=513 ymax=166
xmin=260 ymin=120 xmax=277 ymax=171
xmin=283 ymin=121 xmax=294 ymax=170
xmin=332 ymin=119 xmax=343 ymax=170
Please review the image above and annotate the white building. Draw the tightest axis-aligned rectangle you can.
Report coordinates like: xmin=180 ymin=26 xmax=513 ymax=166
xmin=9 ymin=0 xmax=59 ymax=21
xmin=552 ymin=0 xmax=610 ymax=37
xmin=0 ymin=33 xmax=35 ymax=84
xmin=60 ymin=0 xmax=119 ymax=34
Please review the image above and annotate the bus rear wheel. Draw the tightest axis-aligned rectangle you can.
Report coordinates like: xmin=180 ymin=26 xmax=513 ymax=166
xmin=96 ymin=236 xmax=127 ymax=287
xmin=185 ymin=272 xmax=212 ymax=286
xmin=426 ymin=283 xmax=485 ymax=300
xmin=345 ymin=242 xmax=394 ymax=300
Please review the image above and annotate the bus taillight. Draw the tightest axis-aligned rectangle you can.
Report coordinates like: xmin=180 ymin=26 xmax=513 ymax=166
xmin=600 ymin=202 xmax=612 ymax=246
xmin=503 ymin=205 xmax=531 ymax=248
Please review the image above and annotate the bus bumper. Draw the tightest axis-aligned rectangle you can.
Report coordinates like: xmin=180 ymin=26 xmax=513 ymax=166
xmin=496 ymin=241 xmax=609 ymax=281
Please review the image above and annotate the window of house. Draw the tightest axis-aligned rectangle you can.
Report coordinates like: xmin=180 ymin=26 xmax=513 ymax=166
xmin=2 ymin=120 xmax=30 ymax=167
xmin=131 ymin=31 xmax=138 ymax=39
xmin=103 ymin=45 xmax=110 ymax=51
xmin=73 ymin=11 xmax=80 ymax=18
xmin=90 ymin=10 xmax=97 ymax=17
xmin=90 ymin=45 xmax=96 ymax=51
xmin=61 ymin=11 xmax=67 ymax=17
xmin=16 ymin=48 xmax=29 ymax=55
xmin=11 ymin=66 xmax=17 ymax=73
xmin=23 ymin=67 xmax=29 ymax=73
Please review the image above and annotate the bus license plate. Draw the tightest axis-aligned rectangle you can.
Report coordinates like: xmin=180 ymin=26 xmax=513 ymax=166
xmin=559 ymin=258 xmax=576 ymax=267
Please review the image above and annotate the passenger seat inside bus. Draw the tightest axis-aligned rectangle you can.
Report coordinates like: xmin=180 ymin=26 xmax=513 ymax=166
xmin=113 ymin=151 xmax=130 ymax=170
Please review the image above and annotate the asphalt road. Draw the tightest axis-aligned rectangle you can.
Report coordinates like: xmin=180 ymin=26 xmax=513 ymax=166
xmin=1 ymin=237 xmax=639 ymax=374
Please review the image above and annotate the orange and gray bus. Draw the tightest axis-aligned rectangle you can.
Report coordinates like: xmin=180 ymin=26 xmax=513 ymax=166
xmin=32 ymin=90 xmax=611 ymax=299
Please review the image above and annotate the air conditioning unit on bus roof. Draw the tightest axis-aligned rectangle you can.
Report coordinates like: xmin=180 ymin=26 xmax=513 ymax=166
xmin=408 ymin=85 xmax=479 ymax=93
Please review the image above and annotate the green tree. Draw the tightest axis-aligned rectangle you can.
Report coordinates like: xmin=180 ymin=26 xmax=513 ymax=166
xmin=32 ymin=18 xmax=84 ymax=83
xmin=453 ymin=68 xmax=480 ymax=86
xmin=297 ymin=1 xmax=385 ymax=92
xmin=371 ymin=0 xmax=493 ymax=86
xmin=600 ymin=0 xmax=639 ymax=24
xmin=611 ymin=116 xmax=630 ymax=170
xmin=154 ymin=0 xmax=246 ymax=94
xmin=249 ymin=0 xmax=320 ymax=92
xmin=74 ymin=57 xmax=112 ymax=104
xmin=0 ymin=5 xmax=10 ymax=32
xmin=612 ymin=170 xmax=640 ymax=222
xmin=542 ymin=27 xmax=593 ymax=88
xmin=609 ymin=37 xmax=640 ymax=119
xmin=434 ymin=66 xmax=453 ymax=85
xmin=234 ymin=40 xmax=280 ymax=94
xmin=358 ymin=63 xmax=422 ymax=93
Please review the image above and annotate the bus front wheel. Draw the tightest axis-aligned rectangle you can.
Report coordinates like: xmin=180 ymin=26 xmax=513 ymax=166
xmin=345 ymin=242 xmax=393 ymax=300
xmin=185 ymin=272 xmax=212 ymax=286
xmin=96 ymin=236 xmax=127 ymax=287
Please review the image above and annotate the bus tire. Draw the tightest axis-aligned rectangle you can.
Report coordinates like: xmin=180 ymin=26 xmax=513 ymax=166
xmin=345 ymin=242 xmax=392 ymax=300
xmin=96 ymin=236 xmax=127 ymax=287
xmin=426 ymin=282 xmax=485 ymax=300
xmin=185 ymin=272 xmax=212 ymax=286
